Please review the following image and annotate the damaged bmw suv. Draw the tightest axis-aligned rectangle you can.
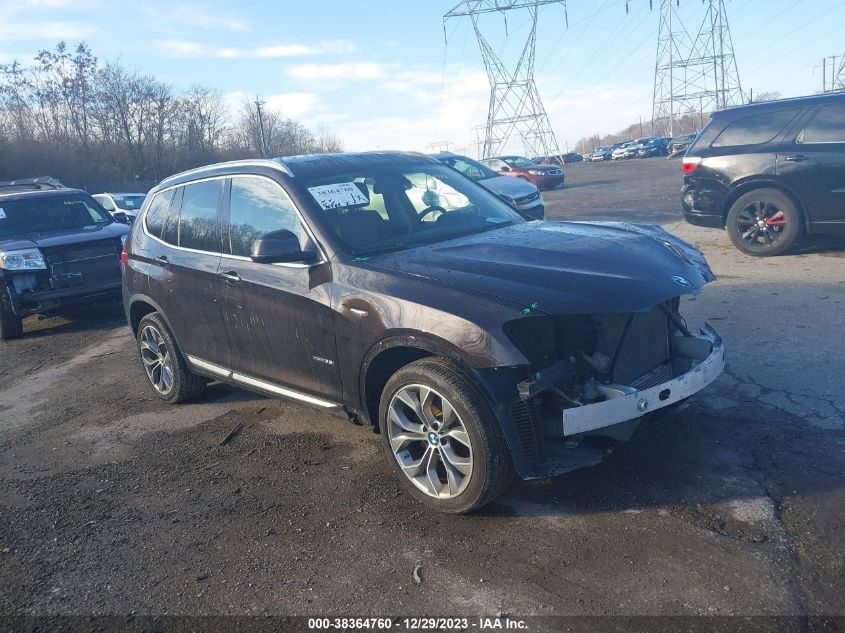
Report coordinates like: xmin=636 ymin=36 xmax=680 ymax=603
xmin=122 ymin=152 xmax=725 ymax=513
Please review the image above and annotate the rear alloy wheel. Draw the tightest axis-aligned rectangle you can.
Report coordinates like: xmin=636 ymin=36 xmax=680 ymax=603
xmin=379 ymin=358 xmax=513 ymax=514
xmin=137 ymin=313 xmax=205 ymax=403
xmin=726 ymin=188 xmax=802 ymax=256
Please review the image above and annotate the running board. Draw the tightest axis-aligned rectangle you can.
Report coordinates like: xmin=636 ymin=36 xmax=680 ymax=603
xmin=184 ymin=355 xmax=339 ymax=409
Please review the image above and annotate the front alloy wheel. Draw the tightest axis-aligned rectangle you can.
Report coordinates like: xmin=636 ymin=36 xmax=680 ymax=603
xmin=379 ymin=358 xmax=513 ymax=514
xmin=387 ymin=384 xmax=473 ymax=498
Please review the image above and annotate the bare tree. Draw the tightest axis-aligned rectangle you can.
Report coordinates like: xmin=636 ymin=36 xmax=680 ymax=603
xmin=0 ymin=41 xmax=345 ymax=188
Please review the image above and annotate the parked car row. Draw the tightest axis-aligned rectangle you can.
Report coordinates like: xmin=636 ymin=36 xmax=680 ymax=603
xmin=584 ymin=134 xmax=698 ymax=162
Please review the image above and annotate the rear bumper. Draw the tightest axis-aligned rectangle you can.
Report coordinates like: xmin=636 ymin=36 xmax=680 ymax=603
xmin=681 ymin=183 xmax=725 ymax=228
xmin=562 ymin=324 xmax=724 ymax=436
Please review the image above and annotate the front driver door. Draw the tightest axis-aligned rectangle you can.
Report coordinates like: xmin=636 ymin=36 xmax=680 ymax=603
xmin=220 ymin=175 xmax=342 ymax=405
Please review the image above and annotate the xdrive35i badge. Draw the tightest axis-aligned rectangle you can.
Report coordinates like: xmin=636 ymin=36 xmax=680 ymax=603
xmin=673 ymin=275 xmax=692 ymax=288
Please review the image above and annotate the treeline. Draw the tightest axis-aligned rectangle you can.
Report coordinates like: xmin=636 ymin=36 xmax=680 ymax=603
xmin=0 ymin=42 xmax=343 ymax=191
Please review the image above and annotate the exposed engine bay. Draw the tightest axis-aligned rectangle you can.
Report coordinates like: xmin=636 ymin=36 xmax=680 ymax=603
xmin=502 ymin=299 xmax=724 ymax=472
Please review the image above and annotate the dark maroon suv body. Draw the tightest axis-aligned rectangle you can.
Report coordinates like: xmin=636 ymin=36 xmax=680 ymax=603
xmin=122 ymin=152 xmax=723 ymax=513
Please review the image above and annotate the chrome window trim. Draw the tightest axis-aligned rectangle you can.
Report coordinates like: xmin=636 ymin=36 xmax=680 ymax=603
xmin=140 ymin=173 xmax=327 ymax=268
xmin=184 ymin=355 xmax=338 ymax=408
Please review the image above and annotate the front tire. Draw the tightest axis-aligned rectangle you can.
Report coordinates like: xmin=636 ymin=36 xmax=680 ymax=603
xmin=726 ymin=188 xmax=802 ymax=256
xmin=379 ymin=358 xmax=513 ymax=514
xmin=137 ymin=312 xmax=205 ymax=403
xmin=0 ymin=292 xmax=23 ymax=341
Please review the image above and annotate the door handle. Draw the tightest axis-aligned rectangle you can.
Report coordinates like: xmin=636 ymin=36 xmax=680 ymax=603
xmin=155 ymin=255 xmax=169 ymax=264
xmin=219 ymin=270 xmax=241 ymax=282
xmin=784 ymin=154 xmax=809 ymax=162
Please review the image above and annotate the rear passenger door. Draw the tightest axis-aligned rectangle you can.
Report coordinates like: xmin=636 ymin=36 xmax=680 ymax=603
xmin=220 ymin=175 xmax=342 ymax=403
xmin=777 ymin=102 xmax=845 ymax=231
xmin=145 ymin=179 xmax=229 ymax=368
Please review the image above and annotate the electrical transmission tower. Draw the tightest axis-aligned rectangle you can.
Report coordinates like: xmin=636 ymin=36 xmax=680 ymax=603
xmin=834 ymin=54 xmax=845 ymax=92
xmin=444 ymin=1 xmax=565 ymax=159
xmin=652 ymin=0 xmax=744 ymax=137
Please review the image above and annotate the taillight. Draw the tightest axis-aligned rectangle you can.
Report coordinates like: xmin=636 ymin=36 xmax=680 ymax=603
xmin=682 ymin=157 xmax=701 ymax=175
xmin=120 ymin=245 xmax=128 ymax=266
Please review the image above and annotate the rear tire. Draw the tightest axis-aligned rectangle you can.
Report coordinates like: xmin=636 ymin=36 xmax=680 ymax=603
xmin=726 ymin=188 xmax=802 ymax=256
xmin=379 ymin=358 xmax=514 ymax=514
xmin=0 ymin=292 xmax=23 ymax=341
xmin=137 ymin=312 xmax=205 ymax=403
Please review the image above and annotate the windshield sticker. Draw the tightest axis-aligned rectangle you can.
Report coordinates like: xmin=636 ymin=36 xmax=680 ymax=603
xmin=124 ymin=200 xmax=135 ymax=207
xmin=308 ymin=183 xmax=369 ymax=210
xmin=0 ymin=208 xmax=5 ymax=219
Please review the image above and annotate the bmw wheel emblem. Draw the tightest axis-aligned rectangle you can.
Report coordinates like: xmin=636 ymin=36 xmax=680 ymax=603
xmin=672 ymin=275 xmax=692 ymax=288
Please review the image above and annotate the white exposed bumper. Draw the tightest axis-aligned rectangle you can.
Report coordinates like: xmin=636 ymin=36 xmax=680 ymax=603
xmin=562 ymin=324 xmax=725 ymax=436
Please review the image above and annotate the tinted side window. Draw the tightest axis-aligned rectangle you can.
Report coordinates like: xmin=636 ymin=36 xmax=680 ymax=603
xmin=712 ymin=108 xmax=801 ymax=148
xmin=229 ymin=177 xmax=308 ymax=258
xmin=144 ymin=189 xmax=173 ymax=238
xmin=446 ymin=158 xmax=485 ymax=180
xmin=179 ymin=180 xmax=221 ymax=252
xmin=801 ymin=103 xmax=845 ymax=143
xmin=161 ymin=187 xmax=182 ymax=245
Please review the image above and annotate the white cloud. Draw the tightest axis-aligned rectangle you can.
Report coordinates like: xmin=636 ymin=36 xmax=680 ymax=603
xmin=287 ymin=62 xmax=393 ymax=81
xmin=156 ymin=39 xmax=239 ymax=59
xmin=256 ymin=44 xmax=320 ymax=58
xmin=321 ymin=66 xmax=490 ymax=153
xmin=168 ymin=5 xmax=250 ymax=32
xmin=0 ymin=20 xmax=93 ymax=42
xmin=255 ymin=41 xmax=357 ymax=58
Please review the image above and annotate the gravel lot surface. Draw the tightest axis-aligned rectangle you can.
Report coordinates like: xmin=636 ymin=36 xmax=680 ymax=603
xmin=1 ymin=158 xmax=843 ymax=626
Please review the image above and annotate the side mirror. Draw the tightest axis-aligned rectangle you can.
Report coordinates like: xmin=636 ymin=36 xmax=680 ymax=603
xmin=250 ymin=229 xmax=319 ymax=264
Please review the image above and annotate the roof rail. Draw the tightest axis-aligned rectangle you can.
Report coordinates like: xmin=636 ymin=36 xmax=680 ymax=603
xmin=0 ymin=176 xmax=65 ymax=190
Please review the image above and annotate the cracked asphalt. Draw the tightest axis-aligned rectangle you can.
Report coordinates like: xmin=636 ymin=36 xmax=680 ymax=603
xmin=0 ymin=158 xmax=843 ymax=624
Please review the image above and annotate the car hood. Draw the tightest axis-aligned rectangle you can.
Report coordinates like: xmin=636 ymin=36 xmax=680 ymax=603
xmin=367 ymin=221 xmax=715 ymax=315
xmin=478 ymin=176 xmax=539 ymax=198
xmin=0 ymin=222 xmax=129 ymax=251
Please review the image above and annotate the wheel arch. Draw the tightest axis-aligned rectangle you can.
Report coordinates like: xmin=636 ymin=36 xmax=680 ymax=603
xmin=359 ymin=333 xmax=472 ymax=429
xmin=127 ymin=295 xmax=178 ymax=342
xmin=723 ymin=179 xmax=809 ymax=232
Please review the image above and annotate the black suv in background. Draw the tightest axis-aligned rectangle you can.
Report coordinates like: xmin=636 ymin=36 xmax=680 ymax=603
xmin=0 ymin=178 xmax=129 ymax=339
xmin=122 ymin=152 xmax=724 ymax=513
xmin=682 ymin=92 xmax=845 ymax=255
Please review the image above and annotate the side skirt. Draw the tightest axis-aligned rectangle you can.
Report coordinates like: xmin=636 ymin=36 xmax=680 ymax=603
xmin=184 ymin=354 xmax=340 ymax=409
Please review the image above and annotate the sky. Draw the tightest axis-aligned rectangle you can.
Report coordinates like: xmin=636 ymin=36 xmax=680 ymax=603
xmin=1 ymin=0 xmax=844 ymax=156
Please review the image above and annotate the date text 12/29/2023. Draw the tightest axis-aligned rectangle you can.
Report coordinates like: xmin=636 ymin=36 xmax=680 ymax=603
xmin=307 ymin=617 xmax=529 ymax=630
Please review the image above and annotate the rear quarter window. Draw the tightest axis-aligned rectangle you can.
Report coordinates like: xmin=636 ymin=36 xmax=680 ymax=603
xmin=144 ymin=189 xmax=174 ymax=239
xmin=800 ymin=103 xmax=845 ymax=143
xmin=711 ymin=108 xmax=801 ymax=148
